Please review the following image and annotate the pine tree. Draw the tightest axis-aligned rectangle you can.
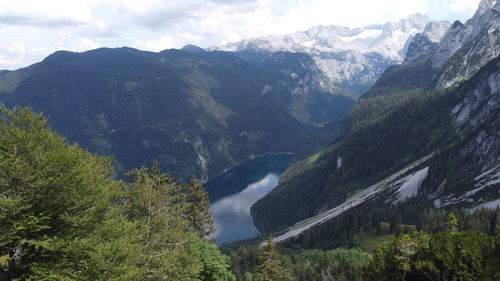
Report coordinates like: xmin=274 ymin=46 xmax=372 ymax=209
xmin=255 ymin=237 xmax=292 ymax=281
xmin=185 ymin=176 xmax=216 ymax=239
xmin=395 ymin=234 xmax=418 ymax=280
xmin=126 ymin=163 xmax=201 ymax=280
xmin=445 ymin=212 xmax=459 ymax=232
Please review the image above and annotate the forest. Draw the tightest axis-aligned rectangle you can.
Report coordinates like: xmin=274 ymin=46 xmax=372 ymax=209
xmin=0 ymin=106 xmax=234 ymax=280
xmin=1 ymin=105 xmax=498 ymax=281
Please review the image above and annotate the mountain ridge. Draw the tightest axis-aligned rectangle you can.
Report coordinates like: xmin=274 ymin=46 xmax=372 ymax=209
xmin=212 ymin=14 xmax=450 ymax=94
xmin=250 ymin=0 xmax=500 ymax=240
xmin=0 ymin=47 xmax=355 ymax=183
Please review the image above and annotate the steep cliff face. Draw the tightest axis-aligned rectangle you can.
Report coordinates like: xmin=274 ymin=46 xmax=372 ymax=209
xmin=432 ymin=0 xmax=500 ymax=88
xmin=253 ymin=56 xmax=500 ymax=238
xmin=451 ymin=58 xmax=500 ymax=174
xmin=403 ymin=21 xmax=451 ymax=64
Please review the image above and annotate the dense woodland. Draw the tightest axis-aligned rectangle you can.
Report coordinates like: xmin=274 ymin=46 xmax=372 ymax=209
xmin=0 ymin=106 xmax=234 ymax=280
xmin=252 ymin=86 xmax=458 ymax=232
xmin=1 ymin=104 xmax=498 ymax=281
xmin=229 ymin=211 xmax=500 ymax=281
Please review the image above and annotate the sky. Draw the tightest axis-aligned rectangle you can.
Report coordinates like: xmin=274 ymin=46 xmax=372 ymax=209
xmin=0 ymin=0 xmax=481 ymax=70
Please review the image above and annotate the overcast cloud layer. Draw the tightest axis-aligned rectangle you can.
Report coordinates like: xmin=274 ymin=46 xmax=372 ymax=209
xmin=0 ymin=0 xmax=481 ymax=70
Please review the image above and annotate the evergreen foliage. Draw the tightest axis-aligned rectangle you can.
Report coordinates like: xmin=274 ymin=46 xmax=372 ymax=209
xmin=0 ymin=106 xmax=234 ymax=280
xmin=185 ymin=177 xmax=216 ymax=238
xmin=254 ymin=237 xmax=293 ymax=281
xmin=229 ymin=243 xmax=371 ymax=281
xmin=362 ymin=230 xmax=499 ymax=281
xmin=252 ymin=88 xmax=457 ymax=232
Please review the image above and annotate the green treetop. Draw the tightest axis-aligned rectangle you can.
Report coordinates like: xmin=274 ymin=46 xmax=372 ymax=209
xmin=255 ymin=237 xmax=292 ymax=281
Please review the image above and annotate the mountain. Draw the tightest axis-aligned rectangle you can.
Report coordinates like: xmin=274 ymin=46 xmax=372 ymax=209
xmin=215 ymin=14 xmax=449 ymax=94
xmin=363 ymin=0 xmax=499 ymax=97
xmin=431 ymin=0 xmax=500 ymax=88
xmin=403 ymin=21 xmax=451 ymax=64
xmin=0 ymin=47 xmax=355 ymax=182
xmin=250 ymin=0 xmax=500 ymax=238
xmin=269 ymin=56 xmax=499 ymax=241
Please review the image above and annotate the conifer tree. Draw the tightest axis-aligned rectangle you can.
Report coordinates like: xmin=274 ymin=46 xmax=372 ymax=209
xmin=126 ymin=163 xmax=201 ymax=280
xmin=445 ymin=212 xmax=459 ymax=232
xmin=126 ymin=162 xmax=233 ymax=280
xmin=255 ymin=237 xmax=292 ymax=281
xmin=185 ymin=176 xmax=216 ymax=239
xmin=395 ymin=234 xmax=417 ymax=280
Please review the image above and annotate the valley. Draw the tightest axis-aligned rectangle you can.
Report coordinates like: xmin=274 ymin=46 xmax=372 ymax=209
xmin=0 ymin=0 xmax=499 ymax=280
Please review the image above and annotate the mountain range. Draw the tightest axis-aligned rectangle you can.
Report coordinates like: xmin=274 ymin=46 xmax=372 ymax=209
xmin=214 ymin=14 xmax=451 ymax=94
xmin=0 ymin=47 xmax=354 ymax=182
xmin=0 ymin=0 xmax=498 ymax=248
xmin=250 ymin=0 xmax=500 ymax=243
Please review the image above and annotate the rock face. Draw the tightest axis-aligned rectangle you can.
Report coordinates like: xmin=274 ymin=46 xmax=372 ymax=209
xmin=251 ymin=0 xmax=500 ymax=236
xmin=215 ymin=14 xmax=446 ymax=94
xmin=403 ymin=21 xmax=451 ymax=64
xmin=451 ymin=57 xmax=500 ymax=173
xmin=252 ymin=55 xmax=500 ymax=236
xmin=432 ymin=0 xmax=500 ymax=88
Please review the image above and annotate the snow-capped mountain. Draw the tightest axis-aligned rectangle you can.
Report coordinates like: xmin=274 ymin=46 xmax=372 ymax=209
xmin=214 ymin=14 xmax=449 ymax=94
xmin=250 ymin=0 xmax=499 ymax=240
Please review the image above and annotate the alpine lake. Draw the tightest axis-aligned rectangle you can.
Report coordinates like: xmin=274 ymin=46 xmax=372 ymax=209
xmin=204 ymin=154 xmax=293 ymax=244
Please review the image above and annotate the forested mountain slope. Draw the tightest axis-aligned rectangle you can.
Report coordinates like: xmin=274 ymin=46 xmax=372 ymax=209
xmin=253 ymin=55 xmax=499 ymax=237
xmin=251 ymin=1 xmax=500 ymax=234
xmin=0 ymin=47 xmax=354 ymax=182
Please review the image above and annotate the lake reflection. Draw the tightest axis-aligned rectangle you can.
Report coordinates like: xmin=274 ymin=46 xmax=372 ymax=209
xmin=211 ymin=174 xmax=279 ymax=244
xmin=204 ymin=154 xmax=292 ymax=244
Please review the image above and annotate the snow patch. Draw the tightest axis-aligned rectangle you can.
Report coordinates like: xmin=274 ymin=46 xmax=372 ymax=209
xmin=338 ymin=29 xmax=382 ymax=41
xmin=301 ymin=40 xmax=316 ymax=47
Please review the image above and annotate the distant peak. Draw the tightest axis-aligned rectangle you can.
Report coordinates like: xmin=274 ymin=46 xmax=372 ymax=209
xmin=406 ymin=13 xmax=430 ymax=20
xmin=181 ymin=44 xmax=206 ymax=53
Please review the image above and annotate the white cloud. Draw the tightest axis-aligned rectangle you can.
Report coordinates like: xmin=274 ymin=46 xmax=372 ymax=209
xmin=0 ymin=0 xmax=482 ymax=70
xmin=0 ymin=0 xmax=92 ymax=26
xmin=132 ymin=35 xmax=176 ymax=52
xmin=450 ymin=0 xmax=481 ymax=13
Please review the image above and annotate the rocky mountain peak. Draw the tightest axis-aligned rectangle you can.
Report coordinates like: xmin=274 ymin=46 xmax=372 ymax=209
xmin=472 ymin=0 xmax=499 ymax=20
xmin=432 ymin=0 xmax=500 ymax=88
xmin=398 ymin=13 xmax=431 ymax=32
xmin=212 ymin=14 xmax=438 ymax=94
xmin=423 ymin=21 xmax=452 ymax=42
xmin=402 ymin=20 xmax=451 ymax=64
